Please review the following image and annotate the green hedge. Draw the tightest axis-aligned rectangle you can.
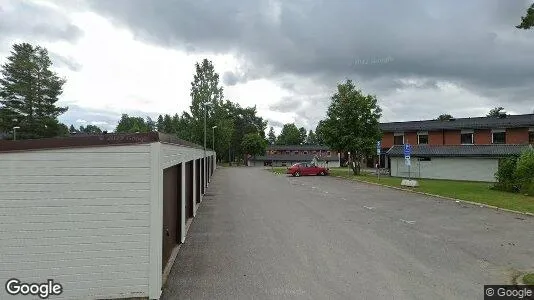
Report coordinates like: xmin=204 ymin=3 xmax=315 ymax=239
xmin=495 ymin=147 xmax=534 ymax=195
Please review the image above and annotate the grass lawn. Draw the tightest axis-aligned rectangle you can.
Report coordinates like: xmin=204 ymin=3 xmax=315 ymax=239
xmin=523 ymin=273 xmax=534 ymax=285
xmin=269 ymin=167 xmax=534 ymax=214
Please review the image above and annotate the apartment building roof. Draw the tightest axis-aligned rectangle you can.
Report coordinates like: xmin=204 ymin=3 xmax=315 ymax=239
xmin=252 ymin=154 xmax=339 ymax=162
xmin=380 ymin=114 xmax=534 ymax=132
xmin=267 ymin=145 xmax=331 ymax=151
xmin=387 ymin=144 xmax=532 ymax=157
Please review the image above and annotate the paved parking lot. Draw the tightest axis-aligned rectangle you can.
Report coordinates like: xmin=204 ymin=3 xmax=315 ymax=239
xmin=161 ymin=167 xmax=534 ymax=300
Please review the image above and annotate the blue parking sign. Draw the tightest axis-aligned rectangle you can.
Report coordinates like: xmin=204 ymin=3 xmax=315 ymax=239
xmin=404 ymin=144 xmax=411 ymax=157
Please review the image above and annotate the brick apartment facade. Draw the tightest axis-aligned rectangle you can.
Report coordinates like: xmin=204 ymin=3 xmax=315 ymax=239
xmin=378 ymin=114 xmax=534 ymax=181
xmin=380 ymin=114 xmax=534 ymax=149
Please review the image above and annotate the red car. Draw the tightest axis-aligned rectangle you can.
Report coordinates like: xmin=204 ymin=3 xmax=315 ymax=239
xmin=286 ymin=163 xmax=329 ymax=177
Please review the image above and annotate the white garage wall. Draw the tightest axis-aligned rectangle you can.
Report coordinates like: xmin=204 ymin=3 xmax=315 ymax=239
xmin=0 ymin=145 xmax=152 ymax=300
xmin=390 ymin=157 xmax=499 ymax=182
xmin=160 ymin=143 xmax=215 ymax=169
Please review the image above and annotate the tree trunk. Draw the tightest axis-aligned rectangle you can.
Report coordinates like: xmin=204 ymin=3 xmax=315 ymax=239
xmin=350 ymin=153 xmax=361 ymax=175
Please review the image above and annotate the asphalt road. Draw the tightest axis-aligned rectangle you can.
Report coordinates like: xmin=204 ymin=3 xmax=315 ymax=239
xmin=161 ymin=167 xmax=534 ymax=300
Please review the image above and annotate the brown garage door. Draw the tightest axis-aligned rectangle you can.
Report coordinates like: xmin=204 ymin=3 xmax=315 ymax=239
xmin=162 ymin=164 xmax=182 ymax=270
xmin=196 ymin=159 xmax=201 ymax=203
xmin=185 ymin=161 xmax=194 ymax=219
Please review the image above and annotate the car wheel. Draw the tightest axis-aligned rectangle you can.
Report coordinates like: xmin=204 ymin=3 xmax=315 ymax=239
xmin=295 ymin=171 xmax=301 ymax=177
xmin=319 ymin=171 xmax=325 ymax=176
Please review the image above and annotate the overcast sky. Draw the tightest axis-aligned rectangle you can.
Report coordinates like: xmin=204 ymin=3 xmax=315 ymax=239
xmin=1 ymin=0 xmax=533 ymax=133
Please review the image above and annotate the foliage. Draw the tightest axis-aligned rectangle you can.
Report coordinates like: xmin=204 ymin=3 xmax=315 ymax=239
xmin=277 ymin=123 xmax=303 ymax=145
xmin=299 ymin=127 xmax=307 ymax=144
xmin=517 ymin=3 xmax=534 ymax=29
xmin=306 ymin=130 xmax=318 ymax=145
xmin=241 ymin=133 xmax=267 ymax=156
xmin=79 ymin=124 xmax=103 ymax=134
xmin=436 ymin=114 xmax=453 ymax=121
xmin=315 ymin=121 xmax=326 ymax=145
xmin=494 ymin=157 xmax=519 ymax=192
xmin=146 ymin=117 xmax=156 ymax=132
xmin=514 ymin=148 xmax=534 ymax=195
xmin=487 ymin=107 xmax=505 ymax=117
xmin=115 ymin=114 xmax=152 ymax=133
xmin=268 ymin=126 xmax=276 ymax=145
xmin=187 ymin=60 xmax=266 ymax=162
xmin=494 ymin=148 xmax=534 ymax=195
xmin=320 ymin=79 xmax=382 ymax=175
xmin=523 ymin=273 xmax=534 ymax=285
xmin=69 ymin=124 xmax=77 ymax=134
xmin=0 ymin=42 xmax=68 ymax=139
xmin=102 ymin=58 xmax=267 ymax=163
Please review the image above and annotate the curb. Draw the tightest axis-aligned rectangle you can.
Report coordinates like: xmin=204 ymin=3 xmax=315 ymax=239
xmin=333 ymin=176 xmax=534 ymax=218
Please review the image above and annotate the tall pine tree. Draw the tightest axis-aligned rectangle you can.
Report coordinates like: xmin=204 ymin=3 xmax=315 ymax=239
xmin=189 ymin=59 xmax=224 ymax=145
xmin=0 ymin=43 xmax=68 ymax=139
xmin=268 ymin=126 xmax=276 ymax=145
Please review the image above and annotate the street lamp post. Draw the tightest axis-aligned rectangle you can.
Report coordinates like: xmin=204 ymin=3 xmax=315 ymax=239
xmin=13 ymin=126 xmax=20 ymax=141
xmin=212 ymin=126 xmax=217 ymax=152
xmin=203 ymin=103 xmax=212 ymax=187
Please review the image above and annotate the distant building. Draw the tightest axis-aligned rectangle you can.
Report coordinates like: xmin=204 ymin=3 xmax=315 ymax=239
xmin=248 ymin=145 xmax=341 ymax=167
xmin=379 ymin=113 xmax=534 ymax=182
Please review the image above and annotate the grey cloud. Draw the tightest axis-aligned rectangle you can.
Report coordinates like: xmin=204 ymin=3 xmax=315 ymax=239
xmin=266 ymin=119 xmax=284 ymax=128
xmin=268 ymin=96 xmax=303 ymax=113
xmin=50 ymin=52 xmax=82 ymax=72
xmin=222 ymin=71 xmax=240 ymax=86
xmin=88 ymin=0 xmax=534 ymax=123
xmin=0 ymin=0 xmax=83 ymax=48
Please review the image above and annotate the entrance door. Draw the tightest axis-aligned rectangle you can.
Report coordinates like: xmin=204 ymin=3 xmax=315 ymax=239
xmin=162 ymin=165 xmax=181 ymax=270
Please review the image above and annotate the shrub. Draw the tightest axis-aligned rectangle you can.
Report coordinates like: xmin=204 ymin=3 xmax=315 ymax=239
xmin=494 ymin=156 xmax=519 ymax=192
xmin=514 ymin=148 xmax=534 ymax=195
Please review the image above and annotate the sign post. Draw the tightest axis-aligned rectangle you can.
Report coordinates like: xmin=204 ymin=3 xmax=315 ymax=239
xmin=376 ymin=141 xmax=381 ymax=181
xmin=404 ymin=143 xmax=411 ymax=180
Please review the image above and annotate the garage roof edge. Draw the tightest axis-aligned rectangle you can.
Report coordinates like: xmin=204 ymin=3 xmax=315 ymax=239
xmin=0 ymin=132 xmax=207 ymax=153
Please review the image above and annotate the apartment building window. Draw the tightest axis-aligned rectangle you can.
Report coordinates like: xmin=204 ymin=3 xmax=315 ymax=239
xmin=303 ymin=151 xmax=308 ymax=155
xmin=530 ymin=128 xmax=534 ymax=144
xmin=394 ymin=132 xmax=404 ymax=145
xmin=461 ymin=129 xmax=474 ymax=144
xmin=417 ymin=131 xmax=428 ymax=144
xmin=492 ymin=129 xmax=506 ymax=144
xmin=327 ymin=151 xmax=331 ymax=156
xmin=285 ymin=150 xmax=290 ymax=155
xmin=294 ymin=150 xmax=299 ymax=155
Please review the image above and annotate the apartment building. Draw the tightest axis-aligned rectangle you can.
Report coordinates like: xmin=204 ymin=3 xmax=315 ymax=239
xmin=379 ymin=113 xmax=534 ymax=182
xmin=380 ymin=113 xmax=534 ymax=148
xmin=249 ymin=145 xmax=340 ymax=167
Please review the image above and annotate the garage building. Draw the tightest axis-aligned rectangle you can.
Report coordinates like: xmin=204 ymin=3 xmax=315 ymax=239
xmin=387 ymin=144 xmax=530 ymax=182
xmin=0 ymin=132 xmax=216 ymax=300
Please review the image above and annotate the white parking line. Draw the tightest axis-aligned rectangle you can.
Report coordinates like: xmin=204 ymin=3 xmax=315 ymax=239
xmin=400 ymin=219 xmax=416 ymax=225
xmin=363 ymin=206 xmax=375 ymax=210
